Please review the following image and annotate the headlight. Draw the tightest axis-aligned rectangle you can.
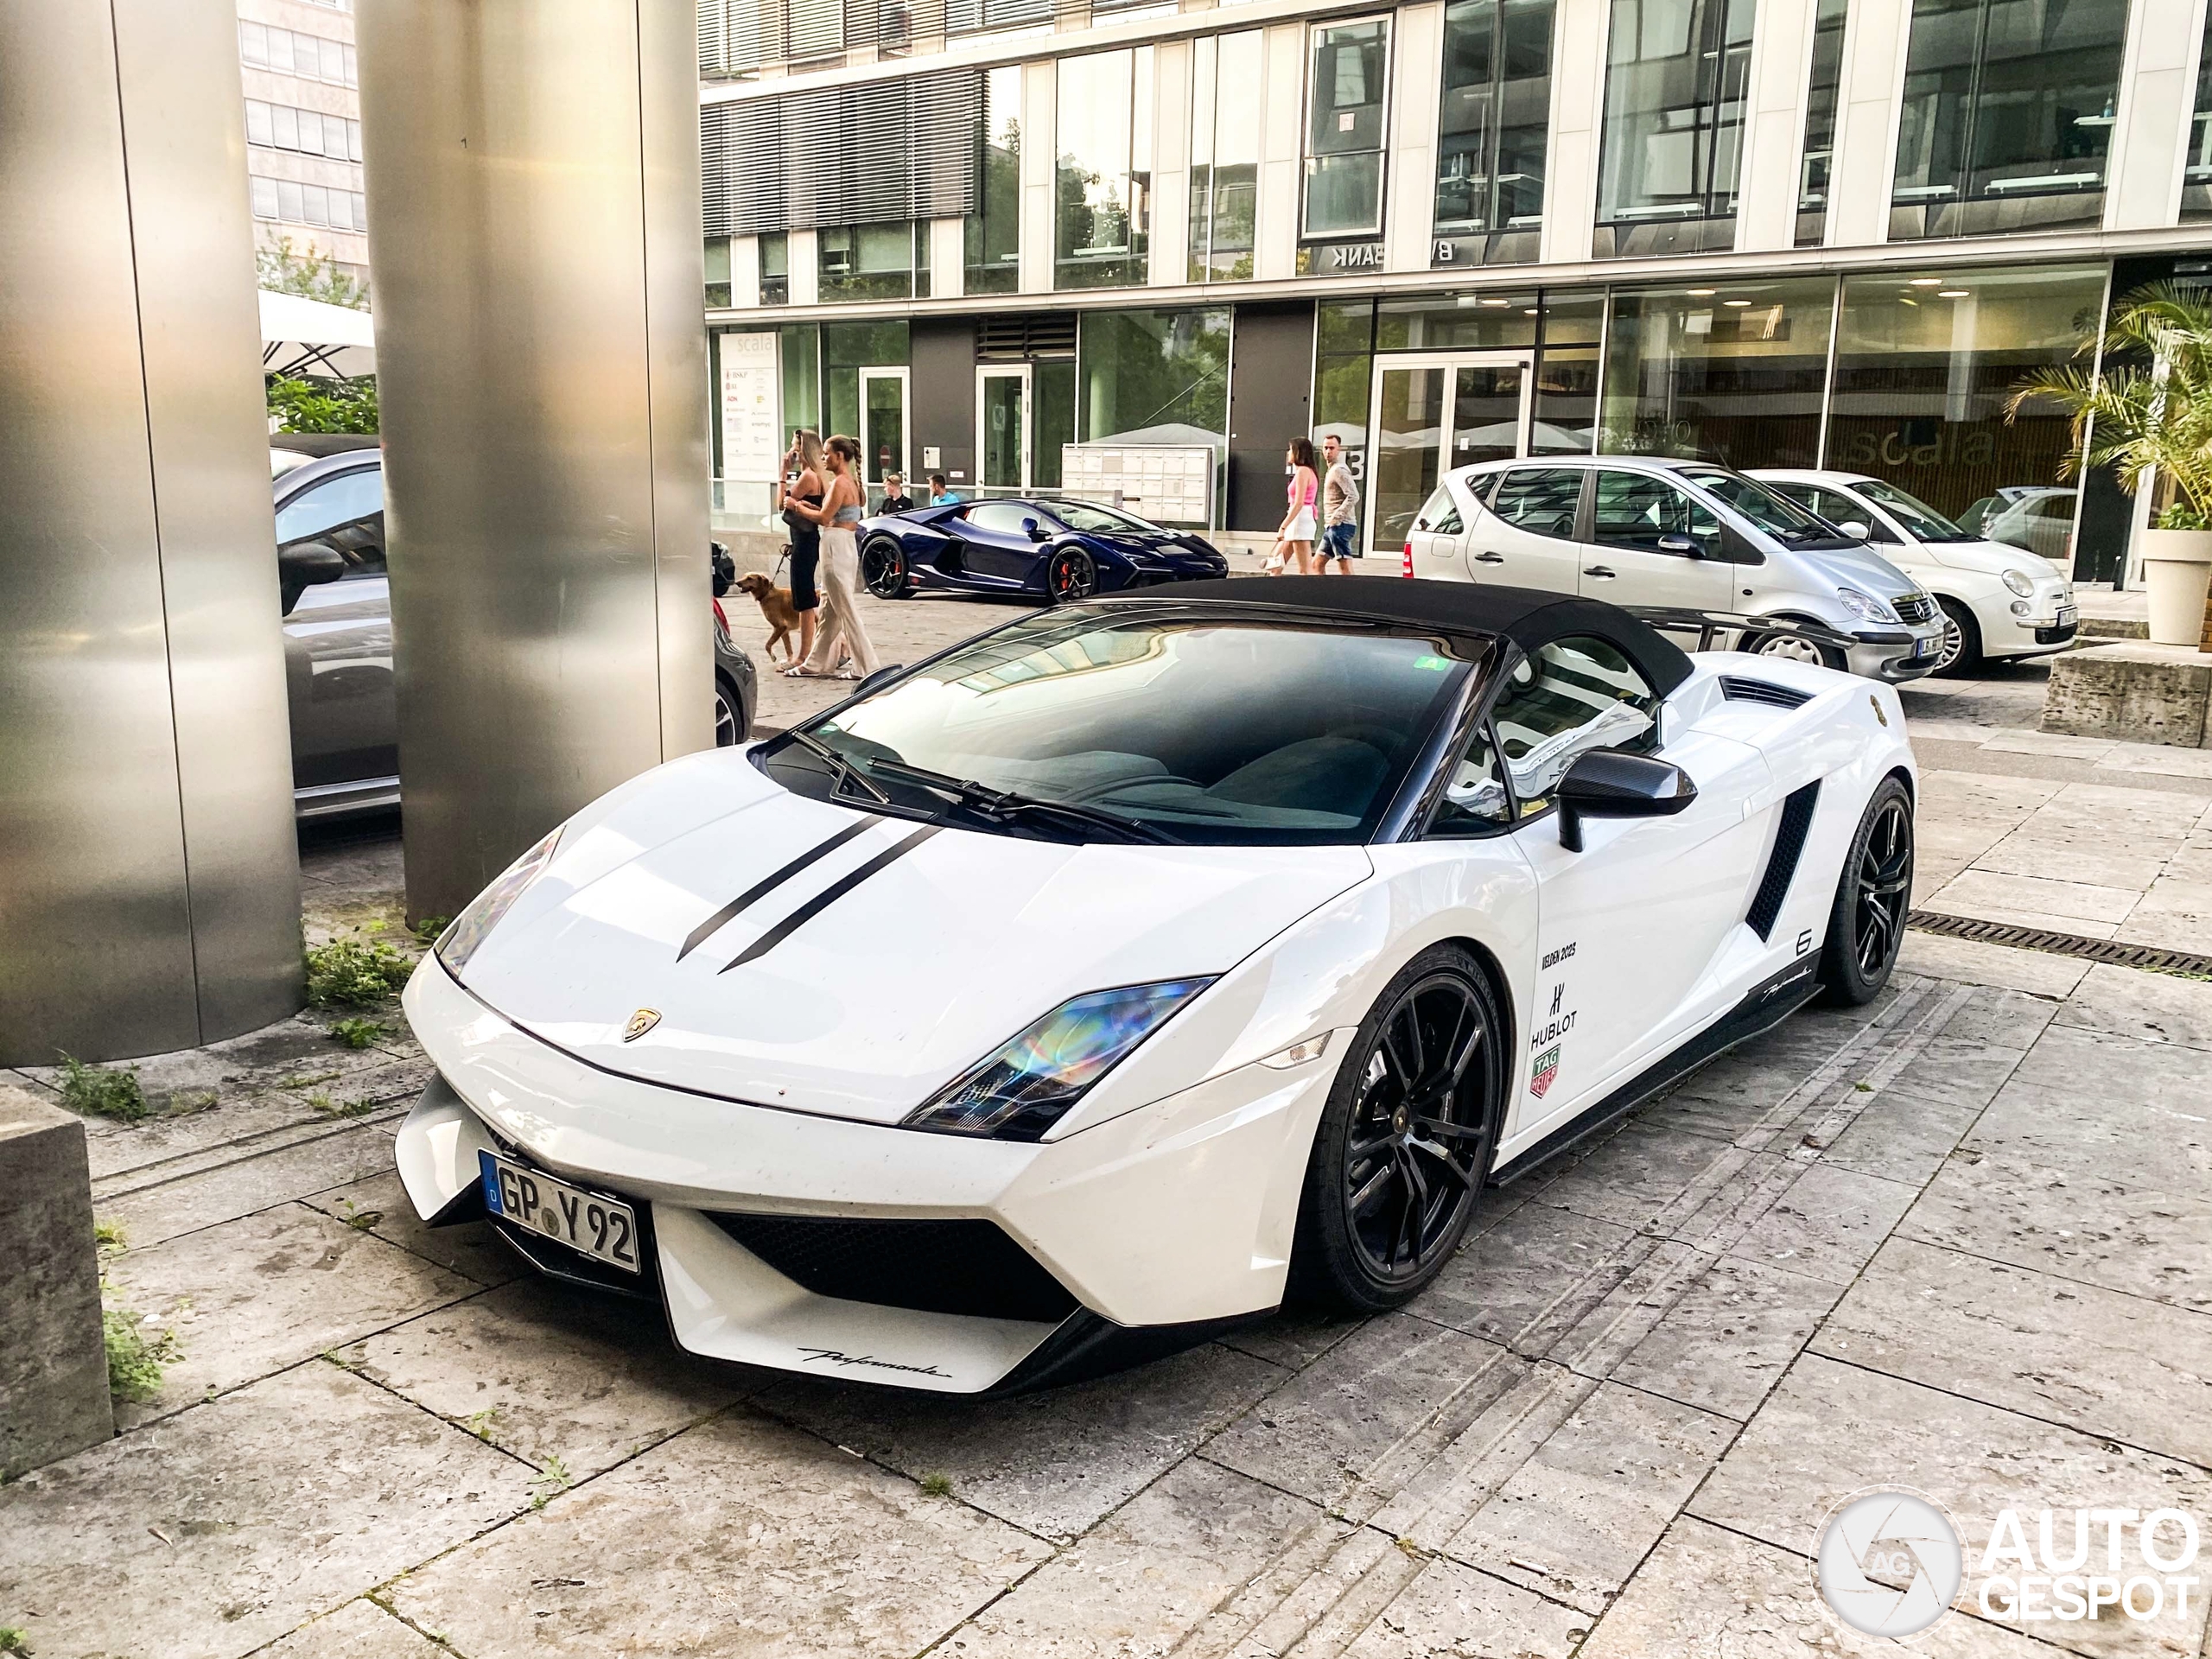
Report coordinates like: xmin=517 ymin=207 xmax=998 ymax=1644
xmin=1835 ymin=587 xmax=1895 ymax=624
xmin=2001 ymin=568 xmax=2036 ymax=597
xmin=903 ymin=978 xmax=1216 ymax=1141
xmin=435 ymin=826 xmax=563 ymax=977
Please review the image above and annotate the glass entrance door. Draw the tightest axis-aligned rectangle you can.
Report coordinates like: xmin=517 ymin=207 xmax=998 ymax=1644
xmin=858 ymin=368 xmax=909 ymax=497
xmin=977 ymin=365 xmax=1031 ymax=495
xmin=1367 ymin=352 xmax=1533 ymax=552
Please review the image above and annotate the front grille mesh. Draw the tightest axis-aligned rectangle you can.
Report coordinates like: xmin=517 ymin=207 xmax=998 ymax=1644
xmin=1895 ymin=594 xmax=1937 ymax=625
xmin=708 ymin=1212 xmax=1079 ymax=1324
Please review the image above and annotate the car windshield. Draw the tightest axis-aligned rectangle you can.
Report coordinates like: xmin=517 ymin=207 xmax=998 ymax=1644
xmin=766 ymin=605 xmax=1477 ymax=845
xmin=1853 ymin=479 xmax=1974 ymax=543
xmin=1040 ymin=499 xmax=1165 ymax=535
xmin=1686 ymin=471 xmax=1857 ymax=548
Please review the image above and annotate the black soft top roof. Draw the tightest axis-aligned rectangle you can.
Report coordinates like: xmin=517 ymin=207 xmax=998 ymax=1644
xmin=1109 ymin=576 xmax=1695 ymax=697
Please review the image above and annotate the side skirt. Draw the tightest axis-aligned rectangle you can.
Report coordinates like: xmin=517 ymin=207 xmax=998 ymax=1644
xmin=1488 ymin=957 xmax=1821 ymax=1186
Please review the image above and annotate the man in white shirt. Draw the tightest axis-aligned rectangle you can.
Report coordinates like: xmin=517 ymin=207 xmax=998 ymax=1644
xmin=1318 ymin=434 xmax=1360 ymax=575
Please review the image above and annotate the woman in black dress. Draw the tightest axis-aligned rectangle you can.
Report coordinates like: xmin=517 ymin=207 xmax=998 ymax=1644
xmin=772 ymin=428 xmax=825 ymax=669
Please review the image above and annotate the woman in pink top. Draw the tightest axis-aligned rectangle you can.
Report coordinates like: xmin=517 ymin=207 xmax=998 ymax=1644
xmin=1268 ymin=436 xmax=1320 ymax=575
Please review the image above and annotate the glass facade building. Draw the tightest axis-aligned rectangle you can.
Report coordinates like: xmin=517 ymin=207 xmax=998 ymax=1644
xmin=700 ymin=0 xmax=2203 ymax=586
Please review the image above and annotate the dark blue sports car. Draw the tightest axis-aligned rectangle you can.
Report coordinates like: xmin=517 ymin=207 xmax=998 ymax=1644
xmin=858 ymin=496 xmax=1229 ymax=603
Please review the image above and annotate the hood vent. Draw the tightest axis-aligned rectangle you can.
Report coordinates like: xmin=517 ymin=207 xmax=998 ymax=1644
xmin=1719 ymin=675 xmax=1812 ymax=710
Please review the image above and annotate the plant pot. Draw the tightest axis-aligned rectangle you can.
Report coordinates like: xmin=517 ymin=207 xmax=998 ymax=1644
xmin=2141 ymin=529 xmax=2212 ymax=647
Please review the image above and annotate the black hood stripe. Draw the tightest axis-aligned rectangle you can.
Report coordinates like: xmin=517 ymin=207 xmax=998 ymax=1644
xmin=720 ymin=825 xmax=943 ymax=973
xmin=677 ymin=815 xmax=880 ymax=961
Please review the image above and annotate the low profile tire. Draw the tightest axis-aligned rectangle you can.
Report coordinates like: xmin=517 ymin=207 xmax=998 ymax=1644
xmin=1290 ymin=944 xmax=1508 ymax=1314
xmin=862 ymin=537 xmax=912 ymax=599
xmin=1933 ymin=597 xmax=1982 ymax=677
xmin=712 ymin=675 xmax=745 ymax=748
xmin=1046 ymin=548 xmax=1098 ymax=605
xmin=1818 ymin=775 xmax=1914 ymax=1006
xmin=1750 ymin=624 xmax=1841 ymax=671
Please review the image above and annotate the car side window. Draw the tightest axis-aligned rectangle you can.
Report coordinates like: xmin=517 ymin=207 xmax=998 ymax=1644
xmin=965 ymin=501 xmax=1036 ymax=536
xmin=273 ymin=467 xmax=383 ymax=547
xmin=1802 ymin=485 xmax=1898 ymax=543
xmin=1489 ymin=468 xmax=1582 ymax=539
xmin=1414 ymin=486 xmax=1463 ymax=536
xmin=1592 ymin=470 xmax=1720 ymax=557
xmin=1490 ymin=637 xmax=1660 ymax=817
xmin=1427 ymin=721 xmax=1513 ymax=836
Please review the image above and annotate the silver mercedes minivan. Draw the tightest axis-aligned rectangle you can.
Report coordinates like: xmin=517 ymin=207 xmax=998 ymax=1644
xmin=1403 ymin=454 xmax=1948 ymax=682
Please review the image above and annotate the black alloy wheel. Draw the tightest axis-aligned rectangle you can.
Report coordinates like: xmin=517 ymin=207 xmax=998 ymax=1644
xmin=1819 ymin=776 xmax=1914 ymax=1005
xmin=1047 ymin=547 xmax=1097 ymax=605
xmin=1293 ymin=944 xmax=1506 ymax=1313
xmin=862 ymin=537 xmax=912 ymax=599
xmin=1932 ymin=597 xmax=1982 ymax=677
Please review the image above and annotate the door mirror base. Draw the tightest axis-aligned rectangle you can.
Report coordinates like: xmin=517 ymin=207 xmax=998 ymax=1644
xmin=1556 ymin=749 xmax=1698 ymax=852
xmin=276 ymin=540 xmax=348 ymax=615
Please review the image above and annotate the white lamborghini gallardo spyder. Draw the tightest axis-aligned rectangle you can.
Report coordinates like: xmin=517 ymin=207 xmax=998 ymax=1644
xmin=396 ymin=577 xmax=1916 ymax=1393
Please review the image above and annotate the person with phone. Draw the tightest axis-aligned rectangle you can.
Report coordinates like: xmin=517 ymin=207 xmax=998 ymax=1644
xmin=772 ymin=429 xmax=825 ymax=668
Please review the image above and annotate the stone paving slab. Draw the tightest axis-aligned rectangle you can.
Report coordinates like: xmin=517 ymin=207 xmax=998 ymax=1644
xmin=346 ymin=1277 xmax=750 ymax=1479
xmin=1727 ymin=1160 xmax=1920 ymax=1285
xmin=751 ymin=1337 xmax=1288 ymax=1541
xmin=257 ymin=1596 xmax=450 ymax=1657
xmin=2053 ymin=962 xmax=2212 ymax=1052
xmin=382 ymin=1407 xmax=1054 ymax=1659
xmin=0 ymin=1361 xmax=534 ymax=1659
xmin=1691 ymin=1356 xmax=2212 ymax=1659
xmin=302 ymin=1167 xmax=525 ymax=1287
xmin=97 ymin=1116 xmax=409 ymax=1247
xmin=1337 ymin=1555 xmax=1588 ymax=1659
xmin=1408 ymin=1201 xmax=1643 ymax=1357
xmin=1609 ymin=1252 xmax=1844 ymax=1421
xmin=99 ymin=1200 xmax=480 ymax=1428
xmin=1810 ymin=1236 xmax=2212 ymax=1465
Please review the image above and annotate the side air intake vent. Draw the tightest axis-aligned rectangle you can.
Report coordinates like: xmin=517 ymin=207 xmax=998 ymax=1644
xmin=1746 ymin=781 xmax=1821 ymax=939
xmin=1719 ymin=675 xmax=1813 ymax=710
xmin=708 ymin=1212 xmax=1080 ymax=1324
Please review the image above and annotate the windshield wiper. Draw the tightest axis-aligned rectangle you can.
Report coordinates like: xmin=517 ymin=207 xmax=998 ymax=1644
xmin=784 ymin=728 xmax=889 ymax=804
xmin=867 ymin=758 xmax=1182 ymax=845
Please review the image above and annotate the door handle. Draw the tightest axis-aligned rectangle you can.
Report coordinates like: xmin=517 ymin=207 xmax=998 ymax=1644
xmin=1474 ymin=552 xmax=1507 ymax=564
xmin=1584 ymin=565 xmax=1617 ymax=579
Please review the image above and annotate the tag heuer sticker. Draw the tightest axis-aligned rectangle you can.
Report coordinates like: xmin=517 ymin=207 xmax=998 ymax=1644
xmin=1529 ymin=1045 xmax=1561 ymax=1099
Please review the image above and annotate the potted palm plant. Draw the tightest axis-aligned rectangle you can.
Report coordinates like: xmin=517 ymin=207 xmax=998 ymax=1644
xmin=2009 ymin=283 xmax=2212 ymax=650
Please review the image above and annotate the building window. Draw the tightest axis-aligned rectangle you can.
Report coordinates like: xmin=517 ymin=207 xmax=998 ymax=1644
xmin=2188 ymin=22 xmax=2212 ymax=219
xmin=239 ymin=21 xmax=357 ymax=86
xmin=1889 ymin=0 xmax=2126 ymax=242
xmin=706 ymin=238 xmax=733 ymax=308
xmin=1827 ymin=264 xmax=2105 ymax=537
xmin=1302 ymin=18 xmax=1392 ymax=243
xmin=1190 ymin=32 xmax=1264 ymax=282
xmin=1794 ymin=0 xmax=1846 ymax=246
xmin=1055 ymin=48 xmax=1154 ymax=291
xmin=760 ymin=232 xmax=789 ymax=305
xmin=1599 ymin=276 xmax=1834 ymax=468
xmin=245 ymin=100 xmax=363 ymax=163
xmin=818 ymin=222 xmax=919 ymax=302
xmin=965 ymin=65 xmax=1022 ymax=295
xmin=1078 ymin=307 xmax=1229 ymax=488
xmin=1433 ymin=0 xmax=1553 ymax=267
xmin=250 ymin=175 xmax=368 ymax=233
xmin=1593 ymin=0 xmax=1753 ymax=258
xmin=824 ymin=321 xmax=909 ymax=443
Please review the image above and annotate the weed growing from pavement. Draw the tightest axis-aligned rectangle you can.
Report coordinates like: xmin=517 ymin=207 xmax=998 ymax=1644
xmin=56 ymin=1053 xmax=150 ymax=1122
xmin=531 ymin=1456 xmax=572 ymax=1509
xmin=336 ymin=1198 xmax=383 ymax=1230
xmin=920 ymin=1471 xmax=953 ymax=1497
xmin=93 ymin=1219 xmax=126 ymax=1255
xmin=0 ymin=1627 xmax=28 ymax=1652
xmin=329 ymin=1016 xmax=386 ymax=1049
xmin=307 ymin=1092 xmax=374 ymax=1119
xmin=305 ymin=925 xmax=415 ymax=1007
xmin=463 ymin=1408 xmax=500 ymax=1441
xmin=412 ymin=914 xmax=452 ymax=944
xmin=279 ymin=1069 xmax=342 ymax=1090
xmin=104 ymin=1307 xmax=180 ymax=1402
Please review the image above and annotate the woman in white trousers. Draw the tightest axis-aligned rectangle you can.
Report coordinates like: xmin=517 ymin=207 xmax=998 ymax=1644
xmin=791 ymin=433 xmax=881 ymax=680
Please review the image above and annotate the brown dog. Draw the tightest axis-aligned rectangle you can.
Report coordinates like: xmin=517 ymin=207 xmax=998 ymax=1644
xmin=735 ymin=572 xmax=803 ymax=664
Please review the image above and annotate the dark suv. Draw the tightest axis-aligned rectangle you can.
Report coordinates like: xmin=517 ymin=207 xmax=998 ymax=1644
xmin=276 ymin=449 xmax=757 ymax=817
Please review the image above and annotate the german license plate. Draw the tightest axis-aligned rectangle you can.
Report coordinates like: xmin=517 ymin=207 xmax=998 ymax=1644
xmin=1910 ymin=636 xmax=1932 ymax=660
xmin=2056 ymin=605 xmax=2078 ymax=626
xmin=479 ymin=1149 xmax=640 ymax=1274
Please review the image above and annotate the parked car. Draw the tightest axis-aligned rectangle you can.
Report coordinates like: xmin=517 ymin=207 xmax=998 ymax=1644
xmin=1751 ymin=470 xmax=2077 ymax=675
xmin=392 ymin=577 xmax=1918 ymax=1391
xmin=859 ymin=496 xmax=1228 ymax=603
xmin=1977 ymin=487 xmax=2080 ymax=567
xmin=275 ymin=451 xmax=756 ymax=818
xmin=1403 ymin=455 xmax=1947 ymax=682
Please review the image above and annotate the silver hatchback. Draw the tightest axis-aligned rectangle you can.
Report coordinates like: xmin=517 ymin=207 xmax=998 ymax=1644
xmin=1404 ymin=455 xmax=1947 ymax=682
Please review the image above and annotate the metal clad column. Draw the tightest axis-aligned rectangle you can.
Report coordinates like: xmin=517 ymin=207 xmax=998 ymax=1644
xmin=358 ymin=0 xmax=712 ymax=924
xmin=0 ymin=0 xmax=302 ymax=1065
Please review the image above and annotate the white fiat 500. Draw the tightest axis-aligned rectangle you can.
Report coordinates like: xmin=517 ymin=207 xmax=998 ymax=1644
xmin=1404 ymin=455 xmax=1947 ymax=683
xmin=395 ymin=580 xmax=1916 ymax=1394
xmin=1750 ymin=469 xmax=2078 ymax=676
